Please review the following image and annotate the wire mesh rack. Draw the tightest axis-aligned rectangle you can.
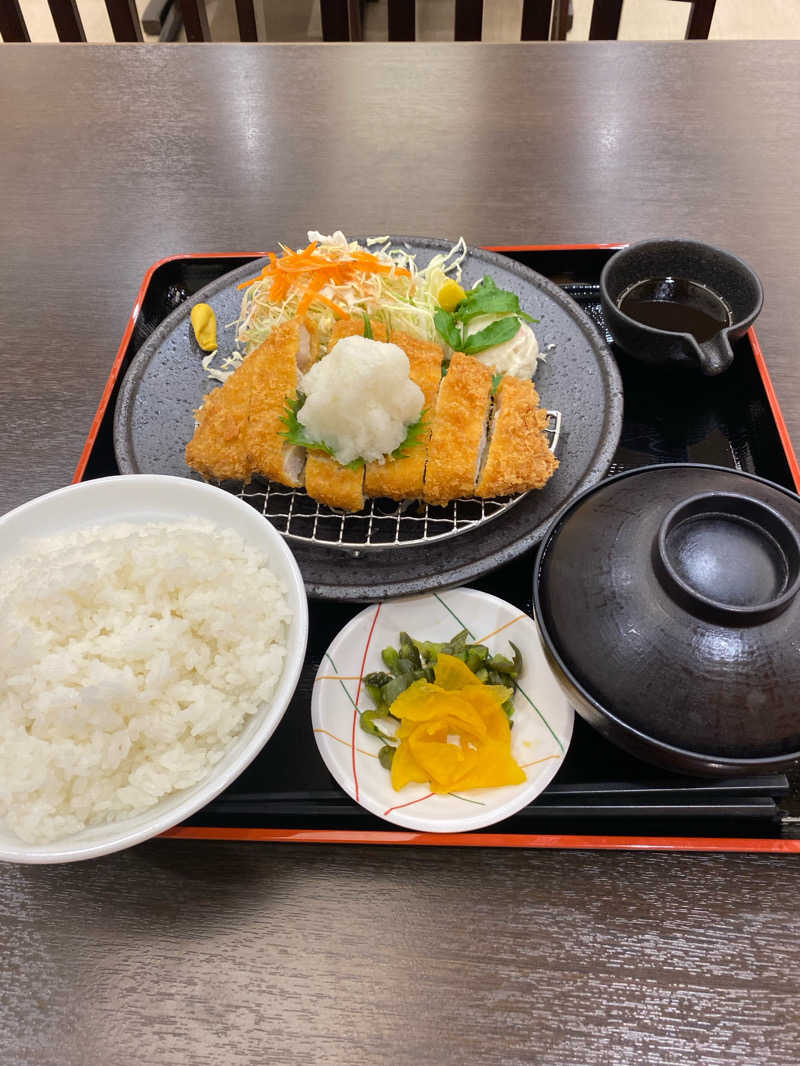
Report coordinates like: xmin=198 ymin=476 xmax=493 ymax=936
xmin=237 ymin=411 xmax=562 ymax=551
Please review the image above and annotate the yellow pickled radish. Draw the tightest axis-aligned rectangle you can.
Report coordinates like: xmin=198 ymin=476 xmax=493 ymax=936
xmin=388 ymin=654 xmax=524 ymax=794
xmin=190 ymin=303 xmax=217 ymax=351
xmin=437 ymin=279 xmax=466 ymax=313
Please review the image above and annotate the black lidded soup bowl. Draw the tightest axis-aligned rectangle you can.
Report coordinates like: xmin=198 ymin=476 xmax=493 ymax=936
xmin=533 ymin=464 xmax=800 ymax=777
xmin=600 ymin=239 xmax=763 ymax=376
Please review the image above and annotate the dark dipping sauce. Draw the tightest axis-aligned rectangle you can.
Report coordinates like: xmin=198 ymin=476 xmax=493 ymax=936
xmin=617 ymin=277 xmax=732 ymax=343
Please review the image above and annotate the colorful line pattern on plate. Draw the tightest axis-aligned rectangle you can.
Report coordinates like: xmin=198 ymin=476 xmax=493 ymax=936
xmin=313 ymin=727 xmax=378 ymax=760
xmin=476 ymin=614 xmax=527 ymax=644
xmin=315 ymin=593 xmax=565 ymax=821
xmin=354 ymin=604 xmax=381 ymax=802
xmin=432 ymin=592 xmax=476 ymax=638
xmin=514 ymin=685 xmax=565 ymax=754
xmin=383 ymin=792 xmax=436 ymax=815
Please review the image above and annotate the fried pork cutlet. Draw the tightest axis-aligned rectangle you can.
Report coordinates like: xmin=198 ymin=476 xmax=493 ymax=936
xmin=364 ymin=329 xmax=443 ymax=500
xmin=246 ymin=320 xmax=305 ymax=486
xmin=184 ymin=356 xmax=256 ymax=482
xmin=476 ymin=375 xmax=558 ymax=497
xmin=423 ymin=352 xmax=493 ymax=506
xmin=304 ymin=452 xmax=365 ymax=512
xmin=185 ymin=309 xmax=558 ymax=512
xmin=328 ymin=317 xmax=388 ymax=347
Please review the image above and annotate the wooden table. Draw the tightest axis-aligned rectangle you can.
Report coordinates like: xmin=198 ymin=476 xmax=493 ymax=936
xmin=1 ymin=42 xmax=799 ymax=1066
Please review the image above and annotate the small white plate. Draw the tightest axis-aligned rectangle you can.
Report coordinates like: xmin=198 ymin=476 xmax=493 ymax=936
xmin=311 ymin=588 xmax=573 ymax=832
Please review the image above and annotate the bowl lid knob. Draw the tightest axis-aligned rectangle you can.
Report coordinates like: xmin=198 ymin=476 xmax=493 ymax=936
xmin=654 ymin=491 xmax=800 ymax=624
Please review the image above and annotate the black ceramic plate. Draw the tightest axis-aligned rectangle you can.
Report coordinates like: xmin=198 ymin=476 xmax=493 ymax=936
xmin=113 ymin=237 xmax=623 ymax=600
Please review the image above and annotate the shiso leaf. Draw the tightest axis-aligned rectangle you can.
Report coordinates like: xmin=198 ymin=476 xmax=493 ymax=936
xmin=390 ymin=409 xmax=428 ymax=460
xmin=455 ymin=275 xmax=537 ymax=324
xmin=433 ymin=309 xmax=462 ymax=351
xmin=460 ymin=316 xmax=521 ymax=355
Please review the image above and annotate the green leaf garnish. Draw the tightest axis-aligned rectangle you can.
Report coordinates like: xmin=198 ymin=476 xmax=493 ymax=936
xmin=390 ymin=410 xmax=427 ymax=460
xmin=461 ymin=316 xmax=521 ymax=355
xmin=456 ymin=275 xmax=537 ymax=324
xmin=279 ymin=392 xmax=324 ymax=451
xmin=491 ymin=371 xmax=504 ymax=396
xmin=434 ymin=309 xmax=462 ymax=350
xmin=362 ymin=312 xmax=374 ymax=340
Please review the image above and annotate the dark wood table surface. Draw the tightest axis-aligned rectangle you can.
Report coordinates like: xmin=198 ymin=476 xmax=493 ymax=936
xmin=2 ymin=41 xmax=799 ymax=1066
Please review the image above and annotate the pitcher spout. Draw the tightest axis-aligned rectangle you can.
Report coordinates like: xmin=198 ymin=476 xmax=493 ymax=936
xmin=696 ymin=332 xmax=734 ymax=376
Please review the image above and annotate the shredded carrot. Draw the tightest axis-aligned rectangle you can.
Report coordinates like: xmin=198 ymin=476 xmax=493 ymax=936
xmin=313 ymin=293 xmax=349 ymax=319
xmin=235 ymin=241 xmax=410 ymax=301
xmin=269 ymin=272 xmax=291 ymax=303
xmin=275 ymin=260 xmax=338 ymax=274
xmin=296 ymin=274 xmax=327 ymax=317
xmin=237 ymin=267 xmax=268 ymax=290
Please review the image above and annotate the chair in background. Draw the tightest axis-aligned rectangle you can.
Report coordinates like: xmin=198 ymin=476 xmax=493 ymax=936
xmin=0 ymin=0 xmax=267 ymax=41
xmin=323 ymin=0 xmax=717 ymax=42
xmin=328 ymin=1 xmax=558 ymax=41
xmin=556 ymin=0 xmax=717 ymax=40
xmin=1 ymin=0 xmax=143 ymax=40
xmin=0 ymin=0 xmax=718 ymax=45
xmin=0 ymin=0 xmax=554 ymax=43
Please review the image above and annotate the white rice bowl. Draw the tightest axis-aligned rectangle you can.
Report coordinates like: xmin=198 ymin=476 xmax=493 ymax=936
xmin=0 ymin=476 xmax=308 ymax=863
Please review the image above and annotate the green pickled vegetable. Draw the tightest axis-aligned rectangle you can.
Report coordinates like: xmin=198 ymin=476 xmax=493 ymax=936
xmin=378 ymin=745 xmax=396 ymax=770
xmin=381 ymin=646 xmax=401 ymax=673
xmin=398 ymin=632 xmax=422 ymax=669
xmin=487 ymin=653 xmax=516 ymax=675
xmin=359 ymin=709 xmax=396 ymax=743
xmin=363 ymin=670 xmax=393 ymax=688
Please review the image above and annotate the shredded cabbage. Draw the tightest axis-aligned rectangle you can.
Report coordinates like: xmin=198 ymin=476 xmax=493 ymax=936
xmin=234 ymin=232 xmax=468 ymax=357
xmin=200 ymin=348 xmax=243 ymax=384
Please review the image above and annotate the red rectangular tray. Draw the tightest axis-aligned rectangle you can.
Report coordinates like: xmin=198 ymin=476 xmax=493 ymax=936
xmin=76 ymin=244 xmax=800 ymax=854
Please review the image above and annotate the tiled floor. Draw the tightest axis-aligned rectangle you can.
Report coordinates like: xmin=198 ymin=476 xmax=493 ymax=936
xmin=8 ymin=0 xmax=800 ymax=44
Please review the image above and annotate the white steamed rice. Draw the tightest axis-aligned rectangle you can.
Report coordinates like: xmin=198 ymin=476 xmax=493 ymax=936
xmin=0 ymin=520 xmax=291 ymax=844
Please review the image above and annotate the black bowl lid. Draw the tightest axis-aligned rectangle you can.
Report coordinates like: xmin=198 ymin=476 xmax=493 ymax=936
xmin=535 ymin=464 xmax=800 ymax=759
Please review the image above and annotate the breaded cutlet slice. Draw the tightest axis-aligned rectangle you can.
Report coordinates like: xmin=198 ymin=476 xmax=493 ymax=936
xmin=246 ymin=320 xmax=305 ymax=487
xmin=328 ymin=317 xmax=388 ymax=348
xmin=364 ymin=330 xmax=443 ymax=500
xmin=298 ymin=319 xmax=322 ymax=372
xmin=476 ymin=375 xmax=558 ymax=497
xmin=423 ymin=352 xmax=493 ymax=506
xmin=185 ymin=356 xmax=256 ymax=482
xmin=304 ymin=452 xmax=365 ymax=512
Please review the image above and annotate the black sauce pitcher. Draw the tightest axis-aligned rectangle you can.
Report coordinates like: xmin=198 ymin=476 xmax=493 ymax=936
xmin=600 ymin=238 xmax=763 ymax=376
